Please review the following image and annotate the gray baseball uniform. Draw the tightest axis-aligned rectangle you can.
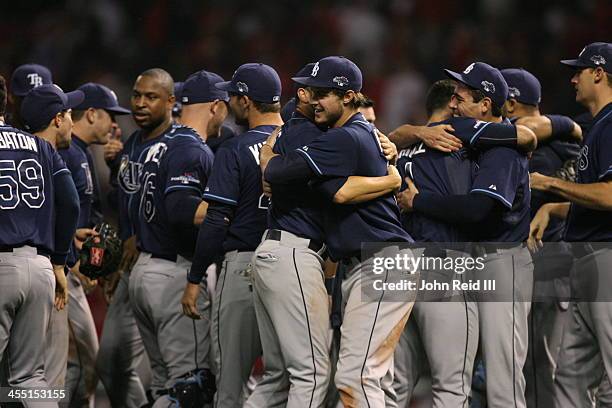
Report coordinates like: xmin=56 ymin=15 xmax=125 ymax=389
xmin=96 ymin=270 xmax=163 ymax=407
xmin=65 ymin=272 xmax=100 ymax=407
xmin=129 ymin=254 xmax=211 ymax=407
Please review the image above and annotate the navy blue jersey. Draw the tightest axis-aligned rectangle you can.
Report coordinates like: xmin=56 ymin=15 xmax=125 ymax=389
xmin=203 ymin=125 xmax=276 ymax=252
xmin=565 ymin=103 xmax=612 ymax=241
xmin=117 ymin=126 xmax=171 ymax=240
xmin=470 ymin=146 xmax=531 ymax=242
xmin=396 ymin=117 xmax=492 ymax=242
xmin=295 ymin=113 xmax=411 ymax=260
xmin=59 ymin=136 xmax=94 ymax=228
xmin=134 ymin=125 xmax=213 ymax=257
xmin=0 ymin=124 xmax=70 ymax=253
xmin=269 ymin=112 xmax=327 ymax=242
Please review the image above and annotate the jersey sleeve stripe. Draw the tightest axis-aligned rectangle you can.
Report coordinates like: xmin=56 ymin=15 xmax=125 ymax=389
xmin=165 ymin=185 xmax=203 ymax=194
xmin=53 ymin=168 xmax=71 ymax=176
xmin=470 ymin=188 xmax=512 ymax=209
xmin=202 ymin=193 xmax=238 ymax=205
xmin=598 ymin=168 xmax=612 ymax=180
xmin=469 ymin=122 xmax=491 ymax=145
xmin=295 ymin=148 xmax=323 ymax=176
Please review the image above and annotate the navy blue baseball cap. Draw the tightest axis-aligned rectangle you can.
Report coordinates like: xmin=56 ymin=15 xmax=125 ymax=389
xmin=215 ymin=63 xmax=281 ymax=104
xmin=74 ymin=82 xmax=130 ymax=115
xmin=292 ymin=56 xmax=363 ymax=92
xmin=174 ymin=82 xmax=184 ymax=99
xmin=444 ymin=62 xmax=509 ymax=109
xmin=280 ymin=97 xmax=296 ymax=122
xmin=182 ymin=70 xmax=229 ymax=104
xmin=501 ymin=68 xmax=542 ymax=105
xmin=10 ymin=63 xmax=53 ymax=97
xmin=560 ymin=42 xmax=612 ymax=73
xmin=21 ymin=84 xmax=85 ymax=131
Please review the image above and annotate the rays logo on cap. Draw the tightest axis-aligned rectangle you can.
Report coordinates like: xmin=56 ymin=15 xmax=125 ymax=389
xmin=508 ymin=87 xmax=521 ymax=98
xmin=463 ymin=63 xmax=475 ymax=74
xmin=333 ymin=76 xmax=349 ymax=87
xmin=591 ymin=55 xmax=606 ymax=65
xmin=481 ymin=81 xmax=496 ymax=93
xmin=236 ymin=81 xmax=249 ymax=93
xmin=272 ymin=95 xmax=280 ymax=102
xmin=311 ymin=62 xmax=320 ymax=77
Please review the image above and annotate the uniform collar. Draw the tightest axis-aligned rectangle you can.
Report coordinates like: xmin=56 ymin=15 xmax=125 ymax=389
xmin=592 ymin=102 xmax=612 ymax=125
xmin=344 ymin=112 xmax=368 ymax=127
xmin=71 ymin=134 xmax=89 ymax=151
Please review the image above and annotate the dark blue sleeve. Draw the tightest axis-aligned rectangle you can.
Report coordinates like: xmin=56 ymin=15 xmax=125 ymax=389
xmin=449 ymin=117 xmax=517 ymax=148
xmin=596 ymin=122 xmax=612 ymax=180
xmin=311 ymin=177 xmax=349 ymax=201
xmin=202 ymin=146 xmax=240 ymax=206
xmin=52 ymin=171 xmax=80 ymax=265
xmin=265 ymin=152 xmax=316 ymax=184
xmin=470 ymin=147 xmax=522 ymax=209
xmin=164 ymin=142 xmax=211 ymax=197
xmin=294 ymin=128 xmax=358 ymax=177
xmin=188 ymin=202 xmax=234 ymax=284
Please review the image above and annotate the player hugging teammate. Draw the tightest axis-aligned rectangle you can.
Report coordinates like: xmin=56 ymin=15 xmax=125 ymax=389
xmin=0 ymin=41 xmax=611 ymax=408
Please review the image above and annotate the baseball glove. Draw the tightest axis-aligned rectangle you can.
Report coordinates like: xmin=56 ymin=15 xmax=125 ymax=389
xmin=79 ymin=223 xmax=123 ymax=279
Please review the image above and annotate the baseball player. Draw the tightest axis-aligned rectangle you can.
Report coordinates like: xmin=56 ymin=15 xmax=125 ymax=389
xmin=392 ymin=79 xmax=537 ymax=407
xmin=129 ymin=69 xmax=227 ymax=407
xmin=0 ymin=74 xmax=79 ymax=408
xmin=19 ymin=84 xmax=87 ymax=391
xmin=400 ymin=62 xmax=534 ymax=408
xmin=7 ymin=63 xmax=53 ymax=129
xmin=357 ymin=96 xmax=376 ymax=124
xmin=246 ymin=63 xmax=402 ymax=407
xmin=528 ymin=42 xmax=612 ymax=407
xmin=500 ymin=68 xmax=581 ymax=408
xmin=182 ymin=63 xmax=282 ymax=407
xmin=262 ymin=56 xmax=416 ymax=407
xmin=58 ymin=82 xmax=131 ymax=407
xmin=96 ymin=68 xmax=175 ymax=408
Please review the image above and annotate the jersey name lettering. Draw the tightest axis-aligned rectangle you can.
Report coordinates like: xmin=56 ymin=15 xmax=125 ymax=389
xmin=248 ymin=142 xmax=265 ymax=165
xmin=0 ymin=132 xmax=38 ymax=152
xmin=398 ymin=142 xmax=426 ymax=159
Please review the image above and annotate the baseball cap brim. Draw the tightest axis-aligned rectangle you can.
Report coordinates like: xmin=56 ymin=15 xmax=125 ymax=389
xmin=105 ymin=106 xmax=131 ymax=115
xmin=560 ymin=58 xmax=590 ymax=68
xmin=66 ymin=90 xmax=85 ymax=109
xmin=214 ymin=81 xmax=239 ymax=93
xmin=444 ymin=69 xmax=478 ymax=89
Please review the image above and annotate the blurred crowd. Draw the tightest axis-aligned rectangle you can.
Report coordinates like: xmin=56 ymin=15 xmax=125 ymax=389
xmin=1 ymin=0 xmax=610 ymax=132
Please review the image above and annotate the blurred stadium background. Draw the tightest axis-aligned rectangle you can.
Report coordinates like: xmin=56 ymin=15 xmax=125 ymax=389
xmin=2 ymin=0 xmax=610 ymax=134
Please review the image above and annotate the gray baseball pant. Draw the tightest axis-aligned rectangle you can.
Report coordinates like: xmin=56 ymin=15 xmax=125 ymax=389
xmin=553 ymin=248 xmax=612 ymax=407
xmin=128 ymin=253 xmax=210 ymax=405
xmin=472 ymin=245 xmax=533 ymax=408
xmin=96 ymin=269 xmax=150 ymax=408
xmin=245 ymin=231 xmax=332 ymax=408
xmin=65 ymin=272 xmax=99 ymax=408
xmin=335 ymin=247 xmax=418 ymax=408
xmin=0 ymin=246 xmax=59 ymax=408
xmin=45 ymin=294 xmax=69 ymax=389
xmin=212 ymin=250 xmax=262 ymax=408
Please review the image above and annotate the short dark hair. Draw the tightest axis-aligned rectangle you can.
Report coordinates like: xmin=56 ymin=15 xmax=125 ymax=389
xmin=252 ymin=100 xmax=281 ymax=114
xmin=139 ymin=68 xmax=174 ymax=96
xmin=71 ymin=109 xmax=87 ymax=122
xmin=0 ymin=75 xmax=6 ymax=117
xmin=469 ymin=88 xmax=502 ymax=117
xmin=425 ymin=80 xmax=455 ymax=117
